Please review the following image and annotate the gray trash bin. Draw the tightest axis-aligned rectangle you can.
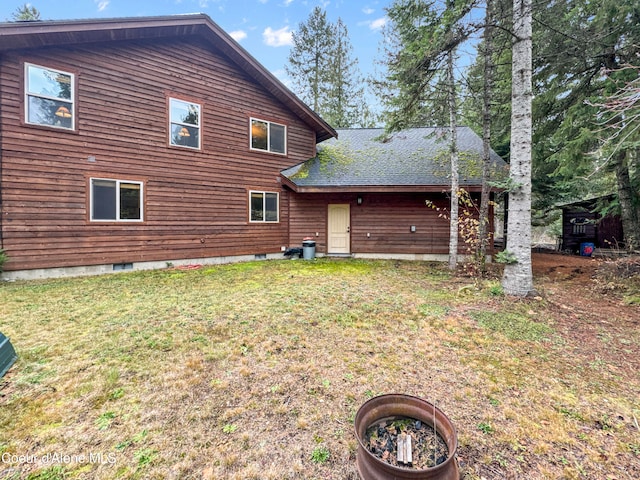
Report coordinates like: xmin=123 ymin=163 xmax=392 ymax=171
xmin=302 ymin=239 xmax=316 ymax=260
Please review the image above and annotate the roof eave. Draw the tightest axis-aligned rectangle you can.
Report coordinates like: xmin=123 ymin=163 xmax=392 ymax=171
xmin=281 ymin=183 xmax=485 ymax=194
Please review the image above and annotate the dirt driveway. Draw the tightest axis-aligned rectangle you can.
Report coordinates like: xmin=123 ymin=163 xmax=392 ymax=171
xmin=532 ymin=252 xmax=639 ymax=376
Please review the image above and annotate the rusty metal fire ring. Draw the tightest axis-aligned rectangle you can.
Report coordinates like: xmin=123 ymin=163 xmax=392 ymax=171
xmin=354 ymin=394 xmax=460 ymax=480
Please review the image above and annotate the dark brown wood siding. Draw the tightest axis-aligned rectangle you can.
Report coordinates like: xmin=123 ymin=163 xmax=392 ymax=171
xmin=561 ymin=206 xmax=623 ymax=253
xmin=0 ymin=38 xmax=316 ymax=271
xmin=288 ymin=192 xmax=494 ymax=255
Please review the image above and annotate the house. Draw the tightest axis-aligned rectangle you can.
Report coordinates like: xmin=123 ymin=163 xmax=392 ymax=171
xmin=0 ymin=15 xmax=505 ymax=281
xmin=0 ymin=14 xmax=335 ymax=280
xmin=282 ymin=127 xmax=507 ymax=259
xmin=560 ymin=195 xmax=624 ymax=254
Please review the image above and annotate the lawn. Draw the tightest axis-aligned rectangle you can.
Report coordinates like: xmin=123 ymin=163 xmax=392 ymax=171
xmin=0 ymin=257 xmax=638 ymax=479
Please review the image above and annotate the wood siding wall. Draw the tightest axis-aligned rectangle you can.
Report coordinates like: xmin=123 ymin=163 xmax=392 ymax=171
xmin=288 ymin=192 xmax=493 ymax=255
xmin=561 ymin=208 xmax=624 ymax=252
xmin=0 ymin=38 xmax=317 ymax=271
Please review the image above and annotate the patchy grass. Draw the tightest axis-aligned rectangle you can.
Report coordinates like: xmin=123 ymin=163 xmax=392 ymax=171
xmin=0 ymin=258 xmax=639 ymax=479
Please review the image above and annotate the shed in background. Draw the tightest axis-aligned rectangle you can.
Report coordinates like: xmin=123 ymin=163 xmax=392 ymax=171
xmin=560 ymin=195 xmax=624 ymax=254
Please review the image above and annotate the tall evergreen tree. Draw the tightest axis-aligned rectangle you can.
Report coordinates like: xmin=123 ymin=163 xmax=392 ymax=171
xmin=12 ymin=3 xmax=40 ymax=21
xmin=377 ymin=0 xmax=479 ymax=269
xmin=323 ymin=19 xmax=373 ymax=128
xmin=286 ymin=7 xmax=333 ymax=113
xmin=461 ymin=0 xmax=514 ymax=265
xmin=478 ymin=0 xmax=497 ymax=268
xmin=286 ymin=8 xmax=373 ymax=127
xmin=532 ymin=0 xmax=640 ymax=247
xmin=446 ymin=45 xmax=460 ymax=269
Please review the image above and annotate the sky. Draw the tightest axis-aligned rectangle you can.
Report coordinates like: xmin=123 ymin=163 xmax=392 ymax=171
xmin=0 ymin=0 xmax=391 ymax=92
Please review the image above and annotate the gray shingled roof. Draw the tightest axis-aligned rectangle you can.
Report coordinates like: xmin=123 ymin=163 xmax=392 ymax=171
xmin=282 ymin=127 xmax=507 ymax=190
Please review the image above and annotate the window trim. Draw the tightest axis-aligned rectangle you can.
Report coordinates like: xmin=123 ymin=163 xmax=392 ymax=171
xmin=249 ymin=117 xmax=287 ymax=155
xmin=89 ymin=177 xmax=144 ymax=223
xmin=168 ymin=97 xmax=202 ymax=150
xmin=249 ymin=190 xmax=280 ymax=223
xmin=24 ymin=62 xmax=76 ymax=131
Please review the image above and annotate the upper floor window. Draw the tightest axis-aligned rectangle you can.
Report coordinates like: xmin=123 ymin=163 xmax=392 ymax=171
xmin=250 ymin=191 xmax=279 ymax=223
xmin=90 ymin=178 xmax=143 ymax=222
xmin=25 ymin=63 xmax=75 ymax=130
xmin=169 ymin=98 xmax=201 ymax=149
xmin=250 ymin=118 xmax=286 ymax=155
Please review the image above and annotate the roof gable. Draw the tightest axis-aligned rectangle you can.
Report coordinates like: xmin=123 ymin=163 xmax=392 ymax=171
xmin=281 ymin=127 xmax=508 ymax=192
xmin=0 ymin=14 xmax=336 ymax=143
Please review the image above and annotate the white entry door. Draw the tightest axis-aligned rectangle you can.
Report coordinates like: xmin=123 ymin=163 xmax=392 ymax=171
xmin=328 ymin=204 xmax=350 ymax=254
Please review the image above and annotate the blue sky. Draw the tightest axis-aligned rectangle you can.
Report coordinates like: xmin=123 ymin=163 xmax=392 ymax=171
xmin=1 ymin=0 xmax=390 ymax=91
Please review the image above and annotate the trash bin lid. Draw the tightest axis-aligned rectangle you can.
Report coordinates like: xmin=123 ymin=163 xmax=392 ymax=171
xmin=302 ymin=240 xmax=316 ymax=246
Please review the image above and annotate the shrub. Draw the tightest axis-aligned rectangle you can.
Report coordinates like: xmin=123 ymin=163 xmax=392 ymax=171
xmin=0 ymin=249 xmax=7 ymax=273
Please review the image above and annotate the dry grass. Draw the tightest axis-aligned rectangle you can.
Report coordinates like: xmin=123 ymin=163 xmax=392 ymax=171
xmin=0 ymin=258 xmax=638 ymax=479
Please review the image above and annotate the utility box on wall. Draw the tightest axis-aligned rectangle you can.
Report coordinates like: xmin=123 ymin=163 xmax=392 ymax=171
xmin=0 ymin=331 xmax=17 ymax=378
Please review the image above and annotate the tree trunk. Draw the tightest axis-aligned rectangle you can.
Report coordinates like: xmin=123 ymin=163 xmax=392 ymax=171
xmin=447 ymin=49 xmax=459 ymax=270
xmin=614 ymin=150 xmax=640 ymax=249
xmin=501 ymin=0 xmax=534 ymax=296
xmin=478 ymin=0 xmax=495 ymax=270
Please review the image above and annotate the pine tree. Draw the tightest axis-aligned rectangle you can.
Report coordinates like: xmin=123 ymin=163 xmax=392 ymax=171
xmin=286 ymin=7 xmax=333 ymax=113
xmin=532 ymin=0 xmax=640 ymax=247
xmin=378 ymin=0 xmax=478 ymax=269
xmin=323 ymin=19 xmax=373 ymax=128
xmin=12 ymin=4 xmax=41 ymax=21
xmin=286 ymin=8 xmax=373 ymax=127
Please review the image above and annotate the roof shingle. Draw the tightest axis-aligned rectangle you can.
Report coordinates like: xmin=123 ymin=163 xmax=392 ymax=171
xmin=282 ymin=127 xmax=507 ymax=190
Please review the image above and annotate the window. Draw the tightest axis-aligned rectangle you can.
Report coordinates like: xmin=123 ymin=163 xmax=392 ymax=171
xmin=90 ymin=178 xmax=143 ymax=222
xmin=250 ymin=191 xmax=279 ymax=222
xmin=169 ymin=98 xmax=201 ymax=149
xmin=25 ymin=63 xmax=75 ymax=130
xmin=250 ymin=118 xmax=286 ymax=154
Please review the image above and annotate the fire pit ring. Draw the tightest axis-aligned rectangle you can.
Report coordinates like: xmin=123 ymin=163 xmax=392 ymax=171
xmin=354 ymin=394 xmax=460 ymax=480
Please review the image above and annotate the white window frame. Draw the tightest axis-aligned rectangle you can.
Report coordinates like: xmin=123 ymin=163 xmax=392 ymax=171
xmin=24 ymin=63 xmax=75 ymax=130
xmin=169 ymin=97 xmax=201 ymax=150
xmin=90 ymin=178 xmax=144 ymax=222
xmin=249 ymin=117 xmax=287 ymax=155
xmin=249 ymin=191 xmax=279 ymax=223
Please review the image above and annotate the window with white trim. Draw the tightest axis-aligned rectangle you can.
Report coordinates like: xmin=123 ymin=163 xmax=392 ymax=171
xmin=250 ymin=191 xmax=279 ymax=222
xmin=90 ymin=178 xmax=143 ymax=222
xmin=25 ymin=63 xmax=75 ymax=130
xmin=250 ymin=118 xmax=286 ymax=154
xmin=169 ymin=98 xmax=201 ymax=149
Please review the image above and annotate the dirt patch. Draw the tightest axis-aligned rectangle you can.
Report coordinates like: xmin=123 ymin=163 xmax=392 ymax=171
xmin=533 ymin=252 xmax=640 ymax=376
xmin=532 ymin=251 xmax=600 ymax=281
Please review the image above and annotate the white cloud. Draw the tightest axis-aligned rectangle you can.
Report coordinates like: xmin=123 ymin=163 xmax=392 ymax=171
xmin=95 ymin=0 xmax=109 ymax=12
xmin=283 ymin=0 xmax=294 ymax=5
xmin=263 ymin=26 xmax=293 ymax=47
xmin=363 ymin=7 xmax=374 ymax=15
xmin=230 ymin=30 xmax=247 ymax=42
xmin=369 ymin=17 xmax=387 ymax=30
